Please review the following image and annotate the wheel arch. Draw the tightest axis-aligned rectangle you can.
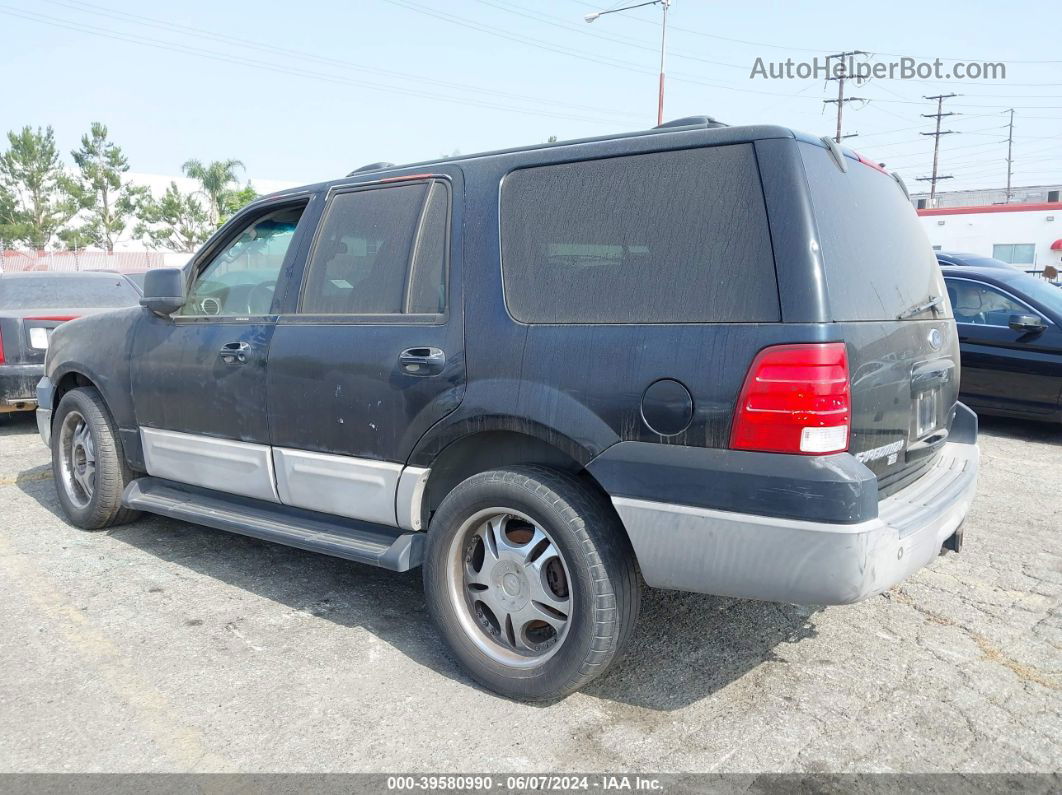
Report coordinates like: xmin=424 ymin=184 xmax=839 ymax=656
xmin=49 ymin=365 xmax=143 ymax=472
xmin=52 ymin=369 xmax=99 ymax=410
xmin=416 ymin=425 xmax=616 ymax=532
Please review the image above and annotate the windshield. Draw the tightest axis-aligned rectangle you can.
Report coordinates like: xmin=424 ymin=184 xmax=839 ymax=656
xmin=0 ymin=275 xmax=141 ymax=310
xmin=1014 ymin=276 xmax=1062 ymax=318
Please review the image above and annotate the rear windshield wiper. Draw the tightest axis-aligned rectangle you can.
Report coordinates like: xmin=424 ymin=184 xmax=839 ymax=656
xmin=897 ymin=295 xmax=944 ymax=320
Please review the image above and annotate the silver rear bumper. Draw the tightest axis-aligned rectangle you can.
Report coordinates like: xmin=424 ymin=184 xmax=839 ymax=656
xmin=613 ymin=440 xmax=979 ymax=605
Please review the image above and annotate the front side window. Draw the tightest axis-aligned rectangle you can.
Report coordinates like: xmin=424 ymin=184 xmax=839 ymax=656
xmin=992 ymin=243 xmax=1036 ymax=264
xmin=179 ymin=204 xmax=305 ymax=317
xmin=945 ymin=279 xmax=1034 ymax=326
xmin=299 ymin=181 xmax=448 ymax=316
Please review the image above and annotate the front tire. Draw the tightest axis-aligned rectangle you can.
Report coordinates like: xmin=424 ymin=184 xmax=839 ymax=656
xmin=423 ymin=466 xmax=639 ymax=701
xmin=51 ymin=387 xmax=140 ymax=530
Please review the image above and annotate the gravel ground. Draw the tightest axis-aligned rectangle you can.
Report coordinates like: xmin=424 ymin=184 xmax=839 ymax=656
xmin=0 ymin=410 xmax=1059 ymax=774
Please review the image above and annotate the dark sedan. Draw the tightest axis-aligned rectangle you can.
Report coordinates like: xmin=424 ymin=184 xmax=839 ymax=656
xmin=0 ymin=272 xmax=141 ymax=413
xmin=936 ymin=251 xmax=1021 ymax=270
xmin=942 ymin=265 xmax=1062 ymax=423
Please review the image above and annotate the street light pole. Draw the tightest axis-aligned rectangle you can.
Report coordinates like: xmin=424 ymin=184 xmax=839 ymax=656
xmin=657 ymin=0 xmax=669 ymax=126
xmin=585 ymin=0 xmax=671 ymax=126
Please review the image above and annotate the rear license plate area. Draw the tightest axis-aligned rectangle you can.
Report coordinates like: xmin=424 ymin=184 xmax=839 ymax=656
xmin=916 ymin=388 xmax=940 ymax=438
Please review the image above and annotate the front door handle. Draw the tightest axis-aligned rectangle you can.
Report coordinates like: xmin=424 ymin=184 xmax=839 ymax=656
xmin=399 ymin=347 xmax=445 ymax=376
xmin=219 ymin=341 xmax=251 ymax=364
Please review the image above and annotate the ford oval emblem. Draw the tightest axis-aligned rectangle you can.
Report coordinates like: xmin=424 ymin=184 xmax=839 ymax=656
xmin=928 ymin=328 xmax=943 ymax=351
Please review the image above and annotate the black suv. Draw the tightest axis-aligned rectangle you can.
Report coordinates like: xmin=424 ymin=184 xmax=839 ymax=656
xmin=37 ymin=119 xmax=979 ymax=700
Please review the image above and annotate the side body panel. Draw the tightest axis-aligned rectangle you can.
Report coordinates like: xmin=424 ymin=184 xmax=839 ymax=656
xmin=130 ymin=316 xmax=277 ymax=442
xmin=128 ymin=194 xmax=320 ymax=485
xmin=264 ymin=169 xmax=466 ymax=464
xmin=411 ymin=135 xmax=814 ymax=469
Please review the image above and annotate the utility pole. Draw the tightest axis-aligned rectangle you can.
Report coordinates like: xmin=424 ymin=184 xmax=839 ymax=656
xmin=822 ymin=50 xmax=868 ymax=142
xmin=916 ymin=93 xmax=959 ymax=200
xmin=1005 ymin=108 xmax=1015 ymax=203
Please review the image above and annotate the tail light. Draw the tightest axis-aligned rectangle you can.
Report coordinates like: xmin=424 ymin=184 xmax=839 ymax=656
xmin=0 ymin=328 xmax=5 ymax=365
xmin=730 ymin=342 xmax=851 ymax=455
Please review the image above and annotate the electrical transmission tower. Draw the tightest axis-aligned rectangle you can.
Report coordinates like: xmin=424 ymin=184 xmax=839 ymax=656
xmin=822 ymin=50 xmax=868 ymax=142
xmin=1005 ymin=108 xmax=1015 ymax=203
xmin=917 ymin=93 xmax=959 ymax=200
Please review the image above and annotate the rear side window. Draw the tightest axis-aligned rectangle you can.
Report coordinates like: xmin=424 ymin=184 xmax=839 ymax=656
xmin=500 ymin=145 xmax=778 ymax=324
xmin=0 ymin=275 xmax=140 ymax=310
xmin=299 ymin=181 xmax=448 ymax=316
xmin=799 ymin=142 xmax=950 ymax=321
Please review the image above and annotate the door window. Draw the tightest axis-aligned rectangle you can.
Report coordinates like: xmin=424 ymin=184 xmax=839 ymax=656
xmin=945 ymin=279 xmax=1035 ymax=326
xmin=299 ymin=181 xmax=448 ymax=316
xmin=179 ymin=205 xmax=306 ymax=317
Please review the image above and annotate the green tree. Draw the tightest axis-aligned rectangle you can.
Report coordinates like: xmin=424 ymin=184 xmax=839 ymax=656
xmin=133 ymin=181 xmax=211 ymax=253
xmin=0 ymin=125 xmax=76 ymax=249
xmin=60 ymin=122 xmax=147 ymax=252
xmin=219 ymin=181 xmax=259 ymax=224
xmin=0 ymin=182 xmax=18 ymax=249
xmin=181 ymin=158 xmax=244 ymax=226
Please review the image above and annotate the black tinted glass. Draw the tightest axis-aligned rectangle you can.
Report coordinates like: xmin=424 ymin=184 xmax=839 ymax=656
xmin=500 ymin=145 xmax=779 ymax=324
xmin=800 ymin=142 xmax=950 ymax=321
xmin=301 ymin=182 xmax=446 ymax=315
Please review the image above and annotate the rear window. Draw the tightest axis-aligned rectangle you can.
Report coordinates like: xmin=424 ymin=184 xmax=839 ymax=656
xmin=500 ymin=145 xmax=779 ymax=324
xmin=800 ymin=142 xmax=950 ymax=321
xmin=0 ymin=275 xmax=141 ymax=310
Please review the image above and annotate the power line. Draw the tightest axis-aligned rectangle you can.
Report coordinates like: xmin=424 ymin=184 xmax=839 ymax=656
xmin=42 ymin=0 xmax=643 ymax=121
xmin=471 ymin=0 xmax=747 ymax=70
xmin=0 ymin=5 xmax=641 ymax=127
xmin=563 ymin=0 xmax=1062 ymax=64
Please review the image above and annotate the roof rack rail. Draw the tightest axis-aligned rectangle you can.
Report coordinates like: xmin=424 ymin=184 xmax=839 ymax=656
xmin=654 ymin=115 xmax=728 ymax=130
xmin=347 ymin=161 xmax=395 ymax=176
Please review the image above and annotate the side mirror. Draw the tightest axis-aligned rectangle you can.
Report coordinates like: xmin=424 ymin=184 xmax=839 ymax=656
xmin=140 ymin=268 xmax=186 ymax=316
xmin=1009 ymin=313 xmax=1046 ymax=334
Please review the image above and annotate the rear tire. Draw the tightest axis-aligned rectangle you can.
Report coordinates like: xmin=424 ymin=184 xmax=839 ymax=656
xmin=51 ymin=387 xmax=140 ymax=530
xmin=423 ymin=465 xmax=639 ymax=701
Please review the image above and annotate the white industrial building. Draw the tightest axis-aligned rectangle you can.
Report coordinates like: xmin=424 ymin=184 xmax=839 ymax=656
xmin=917 ymin=201 xmax=1062 ymax=270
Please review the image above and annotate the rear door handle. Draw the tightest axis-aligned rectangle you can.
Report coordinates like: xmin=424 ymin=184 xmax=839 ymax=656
xmin=399 ymin=347 xmax=445 ymax=376
xmin=219 ymin=341 xmax=251 ymax=364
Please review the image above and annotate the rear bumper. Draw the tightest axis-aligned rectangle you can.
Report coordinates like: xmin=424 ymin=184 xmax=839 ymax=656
xmin=0 ymin=364 xmax=42 ymax=412
xmin=612 ymin=438 xmax=979 ymax=606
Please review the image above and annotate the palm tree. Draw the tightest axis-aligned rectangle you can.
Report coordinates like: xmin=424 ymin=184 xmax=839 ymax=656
xmin=181 ymin=158 xmax=244 ymax=226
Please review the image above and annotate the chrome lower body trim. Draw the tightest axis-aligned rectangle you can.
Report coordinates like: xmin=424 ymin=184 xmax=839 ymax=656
xmin=141 ymin=428 xmax=280 ymax=503
xmin=272 ymin=447 xmax=403 ymax=526
xmin=138 ymin=429 xmax=430 ymax=530
xmin=36 ymin=408 xmax=52 ymax=446
xmin=395 ymin=466 xmax=430 ymax=531
xmin=612 ymin=440 xmax=979 ymax=606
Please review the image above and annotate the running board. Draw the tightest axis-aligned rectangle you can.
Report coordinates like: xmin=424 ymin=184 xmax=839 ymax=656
xmin=122 ymin=477 xmax=424 ymax=571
